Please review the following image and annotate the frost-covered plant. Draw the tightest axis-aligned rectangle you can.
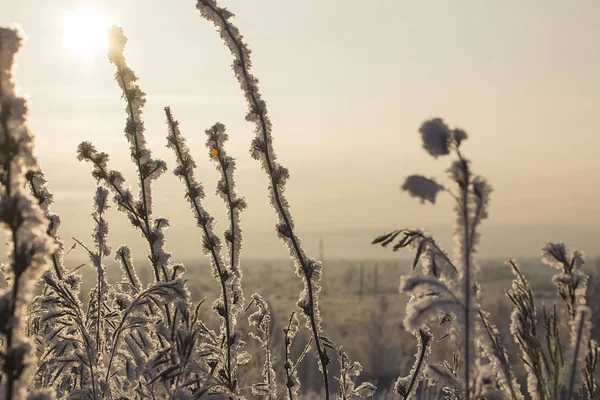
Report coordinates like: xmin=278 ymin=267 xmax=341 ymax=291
xmin=165 ymin=108 xmax=248 ymax=396
xmin=246 ymin=294 xmax=276 ymax=398
xmin=280 ymin=312 xmax=302 ymax=400
xmin=72 ymin=187 xmax=111 ymax=355
xmin=541 ymin=243 xmax=597 ymax=400
xmin=478 ymin=308 xmax=523 ymax=400
xmin=32 ymin=184 xmax=190 ymax=399
xmin=26 ymin=169 xmax=87 ymax=396
xmin=0 ymin=25 xmax=54 ymax=400
xmin=506 ymin=259 xmax=549 ymax=399
xmin=334 ymin=347 xmax=376 ymax=400
xmin=61 ymin=11 xmax=362 ymax=397
xmin=375 ymin=118 xmax=598 ymax=400
xmin=62 ymin=25 xmax=225 ymax=399
xmin=27 ymin=177 xmax=96 ymax=397
xmin=394 ymin=328 xmax=433 ymax=400
xmin=508 ymin=247 xmax=597 ymax=400
xmin=78 ymin=25 xmax=169 ymax=284
xmin=7 ymin=4 xmax=372 ymax=398
xmin=375 ymin=118 xmax=491 ymax=399
xmin=25 ymin=170 xmax=67 ymax=281
xmin=194 ymin=2 xmax=339 ymax=397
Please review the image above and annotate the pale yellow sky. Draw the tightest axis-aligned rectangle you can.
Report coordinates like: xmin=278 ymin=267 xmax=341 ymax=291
xmin=3 ymin=1 xmax=600 ymax=261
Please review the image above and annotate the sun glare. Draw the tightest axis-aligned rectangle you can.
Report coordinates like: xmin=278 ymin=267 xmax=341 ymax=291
xmin=62 ymin=7 xmax=110 ymax=60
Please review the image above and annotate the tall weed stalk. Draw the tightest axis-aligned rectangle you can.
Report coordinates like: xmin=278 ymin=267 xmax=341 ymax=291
xmin=195 ymin=1 xmax=339 ymax=397
xmin=0 ymin=26 xmax=53 ymax=400
xmin=375 ymin=118 xmax=598 ymax=400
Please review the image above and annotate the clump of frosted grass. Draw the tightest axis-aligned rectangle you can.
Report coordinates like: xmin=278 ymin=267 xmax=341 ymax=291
xmin=32 ymin=184 xmax=191 ymax=399
xmin=506 ymin=259 xmax=549 ymax=399
xmin=4 ymin=9 xmax=371 ymax=399
xmin=72 ymin=25 xmax=229 ymax=399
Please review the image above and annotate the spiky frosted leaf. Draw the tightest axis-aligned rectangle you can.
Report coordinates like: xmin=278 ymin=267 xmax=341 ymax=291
xmin=394 ymin=328 xmax=433 ymax=399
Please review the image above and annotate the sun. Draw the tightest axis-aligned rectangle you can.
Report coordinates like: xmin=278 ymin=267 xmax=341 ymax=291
xmin=62 ymin=7 xmax=111 ymax=60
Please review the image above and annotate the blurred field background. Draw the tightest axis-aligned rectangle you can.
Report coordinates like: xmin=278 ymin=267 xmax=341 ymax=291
xmin=65 ymin=251 xmax=600 ymax=398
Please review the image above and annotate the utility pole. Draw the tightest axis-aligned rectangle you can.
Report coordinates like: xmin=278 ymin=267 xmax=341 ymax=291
xmin=359 ymin=263 xmax=364 ymax=300
xmin=373 ymin=264 xmax=379 ymax=295
xmin=319 ymin=236 xmax=324 ymax=265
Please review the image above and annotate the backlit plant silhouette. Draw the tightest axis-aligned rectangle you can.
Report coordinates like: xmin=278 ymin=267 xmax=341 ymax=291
xmin=374 ymin=118 xmax=598 ymax=400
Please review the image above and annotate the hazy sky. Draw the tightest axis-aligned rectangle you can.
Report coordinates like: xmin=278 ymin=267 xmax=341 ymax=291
xmin=2 ymin=1 xmax=599 ymax=262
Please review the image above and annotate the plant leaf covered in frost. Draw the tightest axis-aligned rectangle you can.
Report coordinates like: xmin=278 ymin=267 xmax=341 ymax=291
xmin=33 ymin=185 xmax=192 ymax=398
xmin=372 ymin=229 xmax=457 ymax=279
xmin=394 ymin=328 xmax=433 ymax=399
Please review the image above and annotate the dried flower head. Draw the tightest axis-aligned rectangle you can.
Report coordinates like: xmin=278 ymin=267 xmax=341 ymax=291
xmin=419 ymin=118 xmax=451 ymax=157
